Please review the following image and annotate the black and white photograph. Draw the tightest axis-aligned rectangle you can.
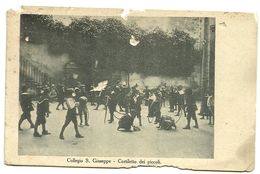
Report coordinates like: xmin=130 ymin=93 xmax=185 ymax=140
xmin=18 ymin=14 xmax=215 ymax=158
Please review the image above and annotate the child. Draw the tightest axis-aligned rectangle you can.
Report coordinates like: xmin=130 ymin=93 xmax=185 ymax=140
xmin=33 ymin=88 xmax=51 ymax=137
xmin=78 ymin=95 xmax=89 ymax=126
xmin=183 ymin=88 xmax=199 ymax=129
xmin=59 ymin=89 xmax=84 ymax=140
xmin=18 ymin=86 xmax=34 ymax=130
xmin=207 ymin=92 xmax=214 ymax=125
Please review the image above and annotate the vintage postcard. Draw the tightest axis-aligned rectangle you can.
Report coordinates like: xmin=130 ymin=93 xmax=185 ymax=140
xmin=5 ymin=6 xmax=256 ymax=171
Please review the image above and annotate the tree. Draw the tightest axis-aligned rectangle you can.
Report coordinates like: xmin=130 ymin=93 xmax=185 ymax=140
xmin=20 ymin=15 xmax=202 ymax=83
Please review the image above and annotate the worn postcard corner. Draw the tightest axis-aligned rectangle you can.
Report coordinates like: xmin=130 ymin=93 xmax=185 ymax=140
xmin=4 ymin=6 xmax=256 ymax=171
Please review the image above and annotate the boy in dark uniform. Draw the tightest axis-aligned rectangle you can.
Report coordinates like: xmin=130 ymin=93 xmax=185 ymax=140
xmin=148 ymin=91 xmax=162 ymax=124
xmin=18 ymin=86 xmax=34 ymax=130
xmin=169 ymin=86 xmax=174 ymax=112
xmin=89 ymin=83 xmax=96 ymax=106
xmin=77 ymin=85 xmax=90 ymax=126
xmin=153 ymin=91 xmax=162 ymax=124
xmin=59 ymin=89 xmax=84 ymax=140
xmin=160 ymin=87 xmax=167 ymax=107
xmin=129 ymin=92 xmax=143 ymax=126
xmin=172 ymin=87 xmax=178 ymax=111
xmin=120 ymin=84 xmax=130 ymax=110
xmin=33 ymin=89 xmax=51 ymax=137
xmin=116 ymin=85 xmax=124 ymax=112
xmin=56 ymin=84 xmax=66 ymax=110
xmin=94 ymin=90 xmax=106 ymax=110
xmin=107 ymin=90 xmax=118 ymax=124
xmin=143 ymin=86 xmax=150 ymax=106
xmin=175 ymin=87 xmax=186 ymax=117
xmin=183 ymin=88 xmax=199 ymax=129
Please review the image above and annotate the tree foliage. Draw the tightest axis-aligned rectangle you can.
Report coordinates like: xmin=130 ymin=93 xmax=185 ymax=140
xmin=21 ymin=14 xmax=201 ymax=81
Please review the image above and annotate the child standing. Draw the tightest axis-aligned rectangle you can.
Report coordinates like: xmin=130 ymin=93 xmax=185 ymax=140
xmin=33 ymin=88 xmax=51 ymax=137
xmin=59 ymin=89 xmax=84 ymax=140
xmin=183 ymin=88 xmax=199 ymax=129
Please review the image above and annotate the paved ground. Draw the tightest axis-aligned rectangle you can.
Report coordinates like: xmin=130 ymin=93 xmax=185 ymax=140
xmin=18 ymin=101 xmax=214 ymax=158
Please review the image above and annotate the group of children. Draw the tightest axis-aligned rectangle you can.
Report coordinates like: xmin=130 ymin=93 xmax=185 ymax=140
xmin=18 ymin=83 xmax=214 ymax=140
xmin=19 ymin=86 xmax=51 ymax=137
xmin=19 ymin=86 xmax=88 ymax=140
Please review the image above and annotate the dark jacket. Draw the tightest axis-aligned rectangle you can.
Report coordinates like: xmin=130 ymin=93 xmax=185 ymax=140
xmin=20 ymin=93 xmax=34 ymax=112
xmin=37 ymin=97 xmax=49 ymax=117
xmin=186 ymin=95 xmax=197 ymax=112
